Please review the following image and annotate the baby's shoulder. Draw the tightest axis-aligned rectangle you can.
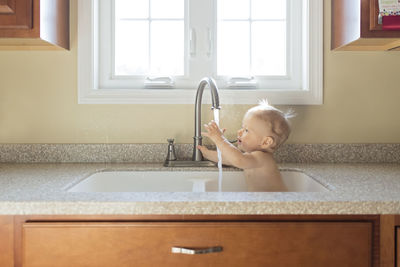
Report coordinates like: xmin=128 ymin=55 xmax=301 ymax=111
xmin=249 ymin=150 xmax=274 ymax=161
xmin=245 ymin=151 xmax=278 ymax=170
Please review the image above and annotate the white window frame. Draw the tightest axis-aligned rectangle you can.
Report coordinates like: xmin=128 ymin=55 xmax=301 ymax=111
xmin=78 ymin=0 xmax=323 ymax=105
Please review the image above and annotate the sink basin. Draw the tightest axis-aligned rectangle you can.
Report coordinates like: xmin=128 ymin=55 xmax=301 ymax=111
xmin=67 ymin=170 xmax=329 ymax=192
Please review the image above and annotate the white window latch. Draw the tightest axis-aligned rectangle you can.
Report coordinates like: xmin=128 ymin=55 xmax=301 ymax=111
xmin=144 ymin=76 xmax=175 ymax=88
xmin=227 ymin=77 xmax=258 ymax=89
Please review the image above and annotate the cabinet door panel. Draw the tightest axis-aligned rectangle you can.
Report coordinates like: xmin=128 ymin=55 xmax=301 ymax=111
xmin=0 ymin=0 xmax=32 ymax=29
xmin=0 ymin=0 xmax=16 ymax=14
xmin=23 ymin=222 xmax=372 ymax=267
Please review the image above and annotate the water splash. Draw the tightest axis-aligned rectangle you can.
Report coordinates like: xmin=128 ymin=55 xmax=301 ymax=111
xmin=213 ymin=109 xmax=223 ymax=192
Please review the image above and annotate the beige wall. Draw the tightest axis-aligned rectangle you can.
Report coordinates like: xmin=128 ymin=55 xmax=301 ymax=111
xmin=0 ymin=1 xmax=399 ymax=144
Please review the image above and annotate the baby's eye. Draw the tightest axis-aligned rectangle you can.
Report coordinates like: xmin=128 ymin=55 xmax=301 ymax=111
xmin=245 ymin=129 xmax=249 ymax=132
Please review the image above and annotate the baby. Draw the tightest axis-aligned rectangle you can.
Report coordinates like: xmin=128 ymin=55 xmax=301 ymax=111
xmin=197 ymin=100 xmax=292 ymax=192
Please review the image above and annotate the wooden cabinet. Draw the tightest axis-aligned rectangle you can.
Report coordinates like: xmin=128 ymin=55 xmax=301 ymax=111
xmin=0 ymin=216 xmax=14 ymax=267
xmin=0 ymin=0 xmax=69 ymax=50
xmin=0 ymin=0 xmax=32 ymax=30
xmin=397 ymin=227 xmax=400 ymax=267
xmin=332 ymin=0 xmax=400 ymax=51
xmin=22 ymin=221 xmax=372 ymax=267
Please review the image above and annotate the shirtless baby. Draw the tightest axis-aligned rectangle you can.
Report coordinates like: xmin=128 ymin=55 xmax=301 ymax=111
xmin=197 ymin=100 xmax=292 ymax=192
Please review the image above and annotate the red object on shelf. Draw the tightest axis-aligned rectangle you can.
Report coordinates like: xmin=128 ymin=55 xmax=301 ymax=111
xmin=382 ymin=16 xmax=400 ymax=30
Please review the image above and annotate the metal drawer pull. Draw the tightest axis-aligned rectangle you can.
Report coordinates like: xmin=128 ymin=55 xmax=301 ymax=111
xmin=171 ymin=246 xmax=223 ymax=255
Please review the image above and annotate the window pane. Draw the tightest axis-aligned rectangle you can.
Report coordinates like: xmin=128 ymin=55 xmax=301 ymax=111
xmin=251 ymin=0 xmax=286 ymax=20
xmin=115 ymin=0 xmax=149 ymax=19
xmin=251 ymin=21 xmax=286 ymax=76
xmin=218 ymin=0 xmax=249 ymax=20
xmin=217 ymin=22 xmax=250 ymax=76
xmin=150 ymin=21 xmax=184 ymax=75
xmin=151 ymin=0 xmax=184 ymax=19
xmin=115 ymin=21 xmax=149 ymax=75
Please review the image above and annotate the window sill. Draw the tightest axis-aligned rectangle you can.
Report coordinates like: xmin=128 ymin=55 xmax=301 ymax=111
xmin=78 ymin=88 xmax=322 ymax=105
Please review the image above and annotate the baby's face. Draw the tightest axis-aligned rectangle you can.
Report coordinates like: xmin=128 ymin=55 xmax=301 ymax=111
xmin=237 ymin=113 xmax=271 ymax=153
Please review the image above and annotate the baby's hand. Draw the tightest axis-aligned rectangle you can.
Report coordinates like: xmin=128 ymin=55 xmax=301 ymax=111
xmin=202 ymin=121 xmax=226 ymax=144
xmin=197 ymin=145 xmax=211 ymax=159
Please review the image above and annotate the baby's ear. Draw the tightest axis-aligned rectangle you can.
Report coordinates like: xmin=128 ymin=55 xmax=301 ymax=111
xmin=261 ymin=136 xmax=275 ymax=150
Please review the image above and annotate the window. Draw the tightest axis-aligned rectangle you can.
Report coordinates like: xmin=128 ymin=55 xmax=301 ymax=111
xmin=78 ymin=0 xmax=323 ymax=104
xmin=114 ymin=0 xmax=185 ymax=76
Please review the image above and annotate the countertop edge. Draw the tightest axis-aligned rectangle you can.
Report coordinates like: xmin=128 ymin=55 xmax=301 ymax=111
xmin=2 ymin=200 xmax=400 ymax=215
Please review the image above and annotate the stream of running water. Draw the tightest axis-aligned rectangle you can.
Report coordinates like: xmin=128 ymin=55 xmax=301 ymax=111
xmin=213 ymin=109 xmax=223 ymax=192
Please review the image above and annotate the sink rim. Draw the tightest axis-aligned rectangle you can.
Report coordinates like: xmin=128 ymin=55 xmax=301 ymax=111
xmin=65 ymin=168 xmax=332 ymax=193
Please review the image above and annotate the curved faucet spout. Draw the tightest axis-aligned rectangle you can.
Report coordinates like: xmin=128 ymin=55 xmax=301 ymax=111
xmin=193 ymin=77 xmax=221 ymax=161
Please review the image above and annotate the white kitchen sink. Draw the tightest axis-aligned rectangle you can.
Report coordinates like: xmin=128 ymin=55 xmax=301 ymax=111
xmin=67 ymin=170 xmax=329 ymax=193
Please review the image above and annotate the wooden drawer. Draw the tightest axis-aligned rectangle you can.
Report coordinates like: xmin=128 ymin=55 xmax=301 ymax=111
xmin=22 ymin=222 xmax=372 ymax=267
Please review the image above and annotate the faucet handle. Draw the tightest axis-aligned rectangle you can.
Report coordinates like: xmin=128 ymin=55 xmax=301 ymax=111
xmin=165 ymin=138 xmax=177 ymax=162
xmin=167 ymin=138 xmax=175 ymax=144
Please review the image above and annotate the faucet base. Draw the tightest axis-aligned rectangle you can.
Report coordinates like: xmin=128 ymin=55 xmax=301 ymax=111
xmin=164 ymin=160 xmax=216 ymax=167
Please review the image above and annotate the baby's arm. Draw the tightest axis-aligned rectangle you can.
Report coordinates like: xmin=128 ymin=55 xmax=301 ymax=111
xmin=197 ymin=127 xmax=232 ymax=165
xmin=201 ymin=121 xmax=263 ymax=170
xmin=196 ymin=145 xmax=232 ymax=165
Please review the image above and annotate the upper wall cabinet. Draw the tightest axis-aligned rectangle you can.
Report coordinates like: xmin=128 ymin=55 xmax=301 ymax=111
xmin=0 ymin=0 xmax=69 ymax=50
xmin=332 ymin=0 xmax=400 ymax=51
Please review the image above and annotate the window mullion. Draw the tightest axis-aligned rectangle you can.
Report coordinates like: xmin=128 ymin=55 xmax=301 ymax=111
xmin=249 ymin=0 xmax=252 ymax=75
xmin=148 ymin=0 xmax=151 ymax=76
xmin=186 ymin=0 xmax=214 ymax=86
xmin=210 ymin=0 xmax=217 ymax=78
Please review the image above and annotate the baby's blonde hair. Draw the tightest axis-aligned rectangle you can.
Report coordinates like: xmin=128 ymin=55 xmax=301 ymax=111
xmin=246 ymin=99 xmax=294 ymax=152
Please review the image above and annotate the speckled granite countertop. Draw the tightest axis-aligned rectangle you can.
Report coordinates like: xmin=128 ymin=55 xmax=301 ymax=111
xmin=0 ymin=163 xmax=399 ymax=215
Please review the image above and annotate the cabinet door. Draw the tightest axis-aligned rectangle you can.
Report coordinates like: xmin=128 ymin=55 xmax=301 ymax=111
xmin=397 ymin=228 xmax=400 ymax=267
xmin=0 ymin=216 xmax=13 ymax=267
xmin=0 ymin=0 xmax=32 ymax=30
xmin=22 ymin=222 xmax=372 ymax=267
xmin=331 ymin=0 xmax=400 ymax=50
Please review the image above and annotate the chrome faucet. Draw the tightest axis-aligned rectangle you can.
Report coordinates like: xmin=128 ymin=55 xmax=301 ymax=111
xmin=193 ymin=77 xmax=221 ymax=161
xmin=164 ymin=77 xmax=220 ymax=167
